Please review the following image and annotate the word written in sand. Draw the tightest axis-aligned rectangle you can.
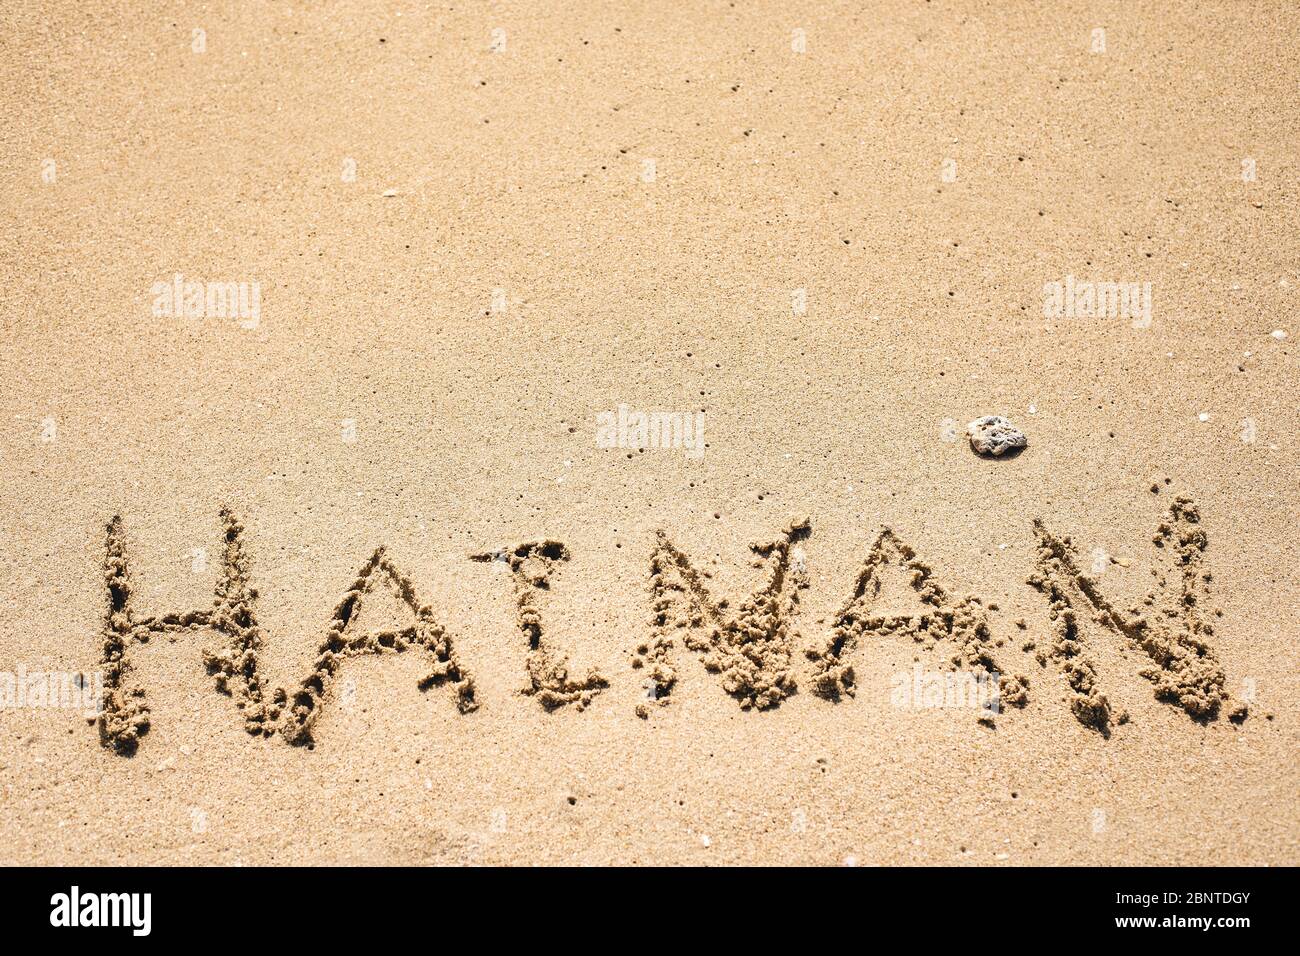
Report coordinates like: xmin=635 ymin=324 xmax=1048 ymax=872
xmin=94 ymin=497 xmax=1245 ymax=756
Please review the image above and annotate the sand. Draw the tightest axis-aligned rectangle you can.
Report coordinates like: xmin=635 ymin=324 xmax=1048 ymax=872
xmin=1 ymin=0 xmax=1296 ymax=866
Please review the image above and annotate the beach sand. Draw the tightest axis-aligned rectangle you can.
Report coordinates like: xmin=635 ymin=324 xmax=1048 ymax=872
xmin=1 ymin=0 xmax=1296 ymax=865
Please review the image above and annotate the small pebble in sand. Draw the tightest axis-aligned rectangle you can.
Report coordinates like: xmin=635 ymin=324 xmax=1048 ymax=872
xmin=1271 ymin=329 xmax=1287 ymax=340
xmin=967 ymin=416 xmax=1028 ymax=456
xmin=1198 ymin=412 xmax=1210 ymax=422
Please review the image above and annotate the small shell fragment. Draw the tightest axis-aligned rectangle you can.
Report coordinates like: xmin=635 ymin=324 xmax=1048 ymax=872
xmin=967 ymin=416 xmax=1028 ymax=457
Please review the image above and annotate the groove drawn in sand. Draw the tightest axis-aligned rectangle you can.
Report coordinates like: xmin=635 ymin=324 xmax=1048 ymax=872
xmin=634 ymin=519 xmax=809 ymax=717
xmin=281 ymin=544 xmax=478 ymax=746
xmin=92 ymin=497 xmax=1249 ymax=753
xmin=1027 ymin=495 xmax=1245 ymax=734
xmin=200 ymin=509 xmax=286 ymax=737
xmin=806 ymin=529 xmax=1028 ymax=726
xmin=99 ymin=510 xmax=282 ymax=755
xmin=98 ymin=511 xmax=476 ymax=755
xmin=471 ymin=541 xmax=607 ymax=710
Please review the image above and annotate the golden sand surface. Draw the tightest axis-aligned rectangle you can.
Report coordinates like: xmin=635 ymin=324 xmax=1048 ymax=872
xmin=1 ymin=1 xmax=1296 ymax=865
